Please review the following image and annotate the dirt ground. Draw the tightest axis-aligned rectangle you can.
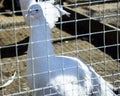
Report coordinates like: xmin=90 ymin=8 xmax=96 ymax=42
xmin=73 ymin=1 xmax=120 ymax=28
xmin=0 ymin=1 xmax=120 ymax=96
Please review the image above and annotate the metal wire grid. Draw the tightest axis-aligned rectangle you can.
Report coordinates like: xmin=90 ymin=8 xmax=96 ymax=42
xmin=0 ymin=0 xmax=120 ymax=95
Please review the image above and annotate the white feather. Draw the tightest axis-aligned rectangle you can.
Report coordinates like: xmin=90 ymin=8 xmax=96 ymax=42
xmin=19 ymin=0 xmax=117 ymax=96
xmin=19 ymin=0 xmax=69 ymax=28
xmin=0 ymin=72 xmax=16 ymax=89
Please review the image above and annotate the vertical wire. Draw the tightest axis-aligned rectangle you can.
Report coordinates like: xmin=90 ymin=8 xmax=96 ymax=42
xmin=103 ymin=1 xmax=107 ymax=95
xmin=0 ymin=44 xmax=4 ymax=96
xmin=102 ymin=0 xmax=106 ymax=76
xmin=0 ymin=12 xmax=4 ymax=94
xmin=59 ymin=0 xmax=63 ymax=56
xmin=36 ymin=0 xmax=44 ymax=95
xmin=88 ymin=1 xmax=93 ymax=95
xmin=25 ymin=6 xmax=36 ymax=94
xmin=74 ymin=0 xmax=78 ymax=61
xmin=45 ymin=4 xmax=51 ymax=95
xmin=74 ymin=0 xmax=79 ymax=95
xmin=29 ymin=14 xmax=36 ymax=95
xmin=12 ymin=0 xmax=21 ymax=93
xmin=116 ymin=0 xmax=120 ymax=87
xmin=88 ymin=0 xmax=92 ymax=66
xmin=60 ymin=6 xmax=63 ymax=57
xmin=59 ymin=3 xmax=65 ymax=96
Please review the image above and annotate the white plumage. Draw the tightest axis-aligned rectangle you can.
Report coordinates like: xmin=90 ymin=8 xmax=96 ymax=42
xmin=20 ymin=0 xmax=69 ymax=28
xmin=19 ymin=0 xmax=117 ymax=96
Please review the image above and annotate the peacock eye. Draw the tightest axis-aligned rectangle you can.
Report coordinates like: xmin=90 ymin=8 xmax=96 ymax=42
xmin=35 ymin=9 xmax=39 ymax=12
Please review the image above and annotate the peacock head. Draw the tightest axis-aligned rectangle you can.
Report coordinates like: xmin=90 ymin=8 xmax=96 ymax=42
xmin=25 ymin=2 xmax=58 ymax=28
xmin=25 ymin=3 xmax=45 ymax=25
xmin=24 ymin=2 xmax=70 ymax=28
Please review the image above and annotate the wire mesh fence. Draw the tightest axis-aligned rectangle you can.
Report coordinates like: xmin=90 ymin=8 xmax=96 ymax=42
xmin=0 ymin=0 xmax=120 ymax=96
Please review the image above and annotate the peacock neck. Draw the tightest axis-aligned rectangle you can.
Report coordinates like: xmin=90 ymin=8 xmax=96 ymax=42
xmin=28 ymin=17 xmax=55 ymax=59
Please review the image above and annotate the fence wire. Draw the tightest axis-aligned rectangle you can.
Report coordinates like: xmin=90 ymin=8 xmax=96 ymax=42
xmin=0 ymin=0 xmax=120 ymax=96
